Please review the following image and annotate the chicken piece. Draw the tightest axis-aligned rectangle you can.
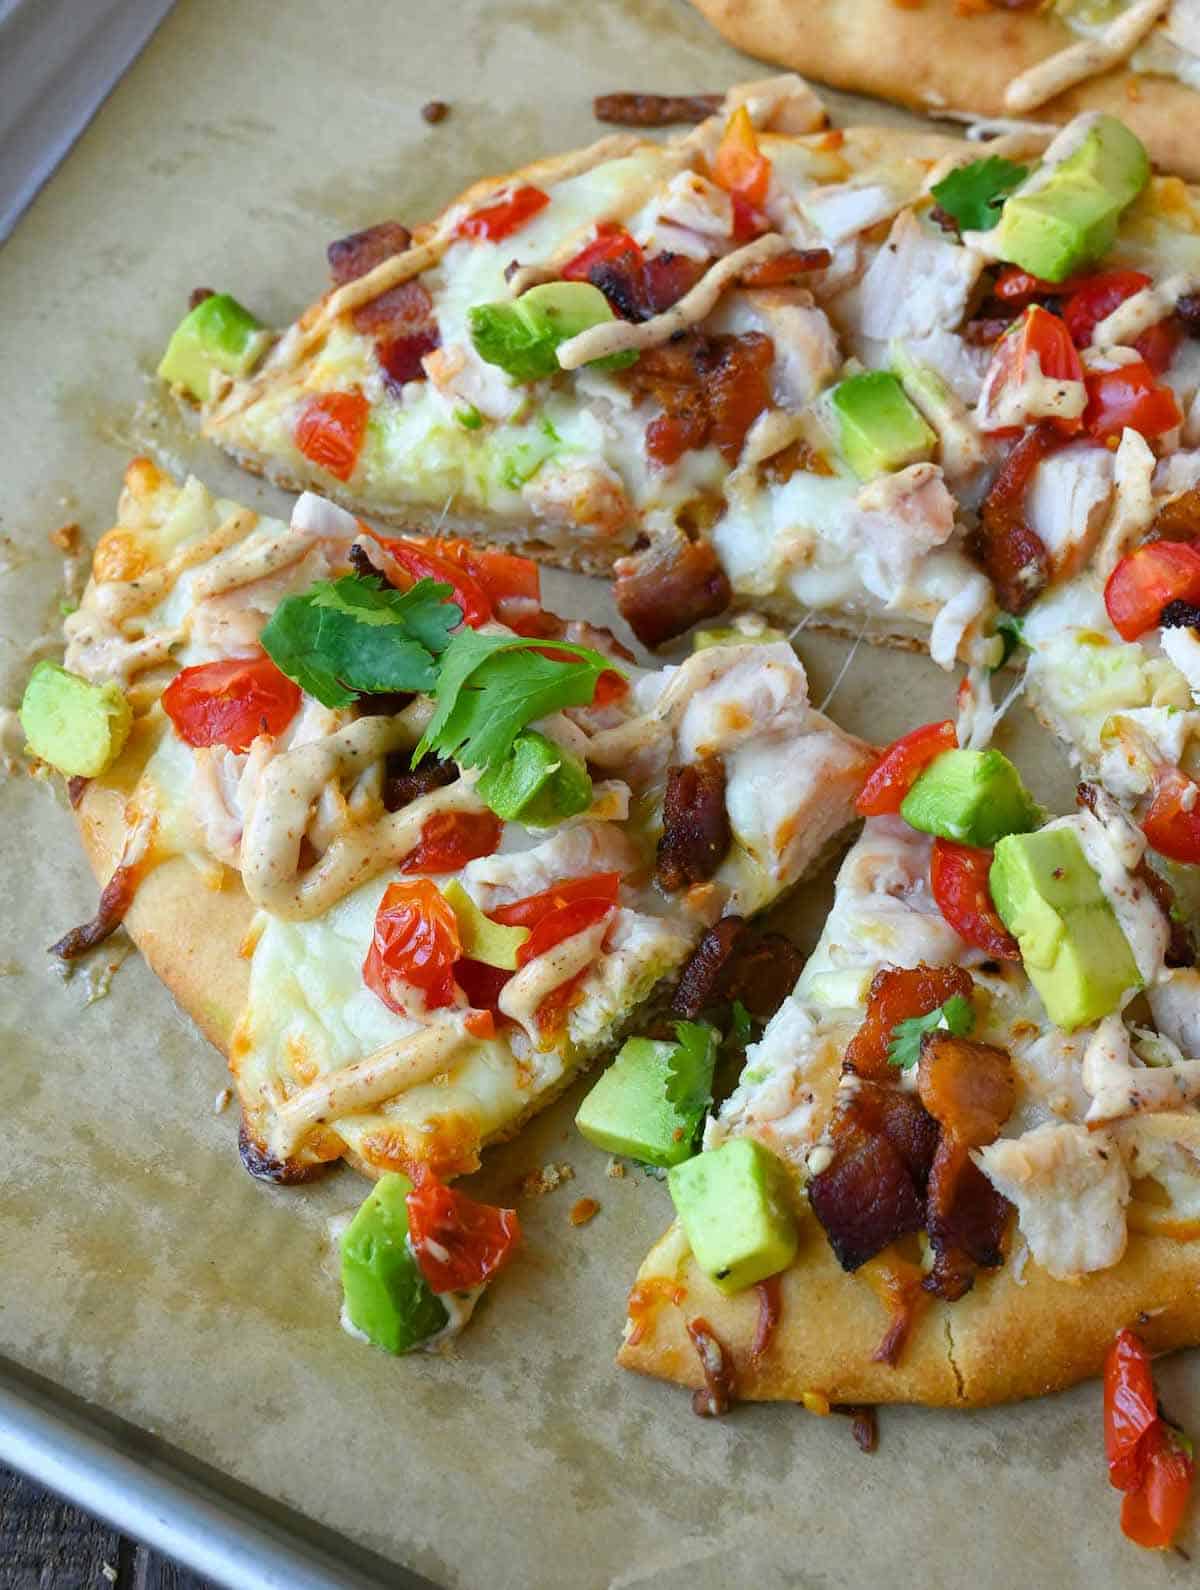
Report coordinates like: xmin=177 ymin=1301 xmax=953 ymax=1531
xmin=1025 ymin=441 xmax=1115 ymax=580
xmin=634 ymin=170 xmax=732 ymax=261
xmin=855 ymin=209 xmax=984 ymax=343
xmin=711 ymin=288 xmax=840 ymax=409
xmin=847 ymin=462 xmax=959 ymax=603
xmin=1084 ymin=1012 xmax=1200 ymax=1122
xmin=423 ymin=340 xmax=524 ymax=423
xmin=522 ymin=455 xmax=632 ymax=538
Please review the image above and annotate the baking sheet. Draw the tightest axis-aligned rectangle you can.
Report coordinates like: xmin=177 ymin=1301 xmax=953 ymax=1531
xmin=0 ymin=1 xmax=1196 ymax=1585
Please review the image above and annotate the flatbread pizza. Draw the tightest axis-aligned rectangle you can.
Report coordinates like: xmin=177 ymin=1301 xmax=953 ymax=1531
xmin=681 ymin=0 xmax=1200 ymax=182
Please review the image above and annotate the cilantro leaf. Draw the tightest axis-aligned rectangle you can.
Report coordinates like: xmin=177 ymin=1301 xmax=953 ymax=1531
xmin=260 ymin=575 xmax=460 ymax=709
xmin=992 ymin=612 xmax=1026 ymax=674
xmin=886 ymin=994 xmax=975 ymax=1072
xmin=664 ymin=1021 xmax=719 ymax=1123
xmin=728 ymin=999 xmax=755 ymax=1053
xmin=414 ymin=630 xmax=614 ymax=772
xmin=930 ymin=157 xmax=1028 ymax=235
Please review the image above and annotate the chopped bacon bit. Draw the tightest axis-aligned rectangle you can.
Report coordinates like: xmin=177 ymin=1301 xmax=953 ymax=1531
xmin=751 ymin=1273 xmax=783 ymax=1362
xmin=625 ymin=330 xmax=775 ymax=468
xmin=421 ymin=100 xmax=449 ymax=124
xmin=671 ymin=914 xmax=746 ymax=1019
xmin=1151 ymin=485 xmax=1200 ymax=543
xmin=965 ymin=313 xmax=1019 ymax=346
xmin=349 ymin=279 xmax=439 ymax=391
xmin=382 ymin=751 xmax=459 ymax=813
xmin=738 ymin=247 xmax=832 ymax=288
xmin=916 ymin=1033 xmax=1016 ymax=1150
xmin=808 ymin=1092 xmax=932 ymax=1273
xmin=50 ymin=859 xmax=141 ymax=960
xmin=844 ymin=963 xmax=974 ymax=1081
xmin=687 ymin=1316 xmax=738 ymax=1417
xmin=835 ymin=1404 xmax=879 ymax=1453
xmin=327 ymin=220 xmax=412 ymax=286
xmin=188 ymin=285 xmax=216 ymax=310
xmin=590 ymin=248 xmax=707 ymax=323
xmin=657 ymin=755 xmax=732 ymax=892
xmin=718 ymin=932 xmax=806 ymax=1023
xmin=970 ymin=422 xmax=1059 ymax=613
xmin=66 ymin=775 xmax=89 ymax=808
xmin=569 ymin=1196 xmax=600 ymax=1227
xmin=49 ymin=522 xmax=81 ymax=554
xmin=1134 ymin=857 xmax=1196 ymax=969
xmin=593 ymin=91 xmax=723 ymax=126
xmin=614 ymin=532 xmax=732 ymax=649
xmin=625 ymin=1276 xmax=686 ymax=1347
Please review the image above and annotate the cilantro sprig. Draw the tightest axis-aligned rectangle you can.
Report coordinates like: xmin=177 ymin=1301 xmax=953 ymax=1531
xmin=886 ymin=994 xmax=975 ymax=1072
xmin=664 ymin=1021 xmax=719 ymax=1124
xmin=414 ymin=630 xmax=615 ymax=772
xmin=930 ymin=156 xmax=1028 ymax=235
xmin=261 ymin=574 xmax=460 ymax=709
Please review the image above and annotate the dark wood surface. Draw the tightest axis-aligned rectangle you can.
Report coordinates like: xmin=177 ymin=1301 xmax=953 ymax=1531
xmin=0 ymin=1464 xmax=215 ymax=1590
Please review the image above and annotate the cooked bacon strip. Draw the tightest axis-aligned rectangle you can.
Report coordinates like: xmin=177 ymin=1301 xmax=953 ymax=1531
xmin=970 ymin=423 xmax=1058 ymax=614
xmin=738 ymin=247 xmax=832 ymax=288
xmin=656 ymin=755 xmax=732 ymax=892
xmin=614 ymin=532 xmax=732 ymax=649
xmin=1151 ymin=484 xmax=1200 ymax=542
xmin=349 ymin=278 xmax=440 ymax=389
xmin=687 ymin=1316 xmax=737 ymax=1417
xmin=629 ymin=331 xmax=775 ymax=468
xmin=917 ymin=1033 xmax=1015 ymax=1300
xmin=843 ymin=963 xmax=975 ymax=1082
xmin=808 ymin=1113 xmax=926 ymax=1273
xmin=594 ymin=91 xmax=723 ymax=127
xmin=672 ymin=914 xmax=747 ymax=1018
xmin=718 ymin=932 xmax=806 ymax=1023
xmin=49 ymin=859 xmax=140 ymax=960
xmin=751 ymin=1274 xmax=782 ymax=1362
xmin=383 ymin=752 xmax=460 ymax=813
xmin=327 ymin=220 xmax=412 ymax=286
xmin=591 ymin=251 xmax=709 ymax=324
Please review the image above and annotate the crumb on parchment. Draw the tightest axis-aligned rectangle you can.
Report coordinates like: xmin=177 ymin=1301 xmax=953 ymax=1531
xmin=569 ymin=1197 xmax=600 ymax=1227
xmin=605 ymin=1158 xmax=626 ymax=1180
xmin=48 ymin=522 xmax=80 ymax=554
xmin=516 ymin=1161 xmax=575 ymax=1198
xmin=214 ymin=1087 xmax=233 ymax=1114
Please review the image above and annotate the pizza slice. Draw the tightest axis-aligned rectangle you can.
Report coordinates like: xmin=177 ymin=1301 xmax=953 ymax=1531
xmin=681 ymin=0 xmax=1200 ymax=182
xmin=613 ymin=726 xmax=1200 ymax=1409
xmin=22 ymin=457 xmax=875 ymax=1351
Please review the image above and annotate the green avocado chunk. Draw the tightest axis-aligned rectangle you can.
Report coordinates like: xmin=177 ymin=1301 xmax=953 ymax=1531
xmin=990 ymin=825 xmax=1141 ymax=1030
xmin=340 ymin=1173 xmax=449 ymax=1354
xmin=157 ymin=292 xmax=269 ymax=402
xmin=831 ymin=370 xmax=936 ymax=481
xmin=475 ymin=729 xmax=592 ymax=826
xmin=994 ymin=115 xmax=1149 ymax=282
xmin=691 ymin=623 xmax=786 ymax=651
xmin=575 ymin=1029 xmax=717 ymax=1168
xmin=19 ymin=661 xmax=132 ymax=778
xmin=900 ymin=748 xmax=1043 ymax=848
xmin=441 ymin=879 xmax=529 ymax=970
xmin=668 ymin=1137 xmax=799 ymax=1295
xmin=469 ymin=281 xmax=637 ymax=382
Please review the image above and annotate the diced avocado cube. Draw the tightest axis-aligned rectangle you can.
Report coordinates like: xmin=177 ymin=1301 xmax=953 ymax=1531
xmin=441 ymin=879 xmax=528 ymax=970
xmin=19 ymin=661 xmax=132 ymax=778
xmin=475 ymin=730 xmax=592 ymax=826
xmin=576 ymin=1030 xmax=717 ymax=1168
xmin=668 ymin=1137 xmax=799 ymax=1295
xmin=157 ymin=292 xmax=269 ymax=402
xmin=990 ymin=826 xmax=1141 ymax=1030
xmin=831 ymin=371 xmax=936 ymax=481
xmin=340 ymin=1173 xmax=448 ymax=1354
xmin=995 ymin=115 xmax=1149 ymax=282
xmin=469 ymin=281 xmax=636 ymax=382
xmin=900 ymin=748 xmax=1043 ymax=848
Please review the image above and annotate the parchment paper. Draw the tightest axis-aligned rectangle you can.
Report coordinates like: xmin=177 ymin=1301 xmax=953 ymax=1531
xmin=0 ymin=2 xmax=1195 ymax=1585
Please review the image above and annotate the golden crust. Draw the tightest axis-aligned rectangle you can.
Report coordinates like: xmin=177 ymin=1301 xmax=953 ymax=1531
xmin=687 ymin=0 xmax=1200 ymax=181
xmin=619 ymin=1218 xmax=1200 ymax=1407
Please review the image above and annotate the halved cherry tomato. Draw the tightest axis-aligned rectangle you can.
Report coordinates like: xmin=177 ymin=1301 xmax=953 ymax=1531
xmin=1062 ymin=269 xmax=1151 ymax=347
xmin=979 ymin=306 xmax=1085 ymax=436
xmin=1084 ymin=360 xmax=1181 ymax=444
xmin=1122 ymin=1428 xmax=1195 ymax=1550
xmin=1141 ymin=768 xmax=1200 ymax=865
xmin=930 ymin=840 xmax=1021 ymax=961
xmin=516 ymin=896 xmax=614 ymax=968
xmin=533 ymin=966 xmax=590 ymax=1038
xmin=162 ymin=655 xmax=301 ymax=753
xmin=1103 ymin=541 xmax=1200 ymax=641
xmin=369 ymin=533 xmax=493 ymax=627
xmin=363 ymin=878 xmax=461 ymax=1014
xmin=730 ymin=193 xmax=769 ymax=243
xmin=1105 ymin=1328 xmax=1161 ymax=1492
xmin=561 ymin=224 xmax=644 ymax=283
xmin=855 ymin=720 xmax=958 ymax=816
xmin=592 ymin=669 xmax=630 ymax=708
xmin=1134 ymin=318 xmax=1183 ymax=378
xmin=401 ymin=809 xmax=503 ymax=874
xmin=457 ymin=185 xmax=549 ymax=243
xmin=406 ymin=1172 xmax=521 ymax=1293
xmin=490 ymin=871 xmax=622 ymax=929
xmin=294 ymin=391 xmax=369 ymax=482
xmin=713 ymin=105 xmax=771 ymax=209
xmin=430 ymin=539 xmax=541 ymax=606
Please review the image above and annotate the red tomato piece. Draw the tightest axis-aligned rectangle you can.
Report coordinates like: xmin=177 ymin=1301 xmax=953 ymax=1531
xmin=730 ymin=193 xmax=769 ymax=243
xmin=406 ymin=1173 xmax=521 ymax=1293
xmin=454 ymin=957 xmax=513 ymax=1014
xmin=1084 ymin=360 xmax=1181 ymax=444
xmin=516 ymin=896 xmax=614 ymax=968
xmin=930 ymin=840 xmax=1021 ymax=961
xmin=533 ymin=965 xmax=590 ymax=1039
xmin=489 ymin=871 xmax=622 ymax=929
xmin=1134 ymin=318 xmax=1183 ymax=377
xmin=464 ymin=1008 xmax=496 ymax=1040
xmin=1105 ymin=1328 xmax=1162 ymax=1492
xmin=401 ymin=810 xmax=503 ymax=874
xmin=363 ymin=879 xmax=461 ymax=1014
xmin=561 ymin=225 xmax=644 ymax=283
xmin=1121 ymin=1429 xmax=1195 ymax=1550
xmin=1062 ymin=269 xmax=1151 ymax=347
xmin=431 ymin=538 xmax=541 ymax=606
xmin=1103 ymin=541 xmax=1200 ymax=641
xmin=161 ymin=655 xmax=301 ymax=753
xmin=855 ymin=720 xmax=958 ymax=816
xmin=592 ymin=669 xmax=630 ymax=708
xmin=992 ymin=266 xmax=1065 ymax=303
xmin=713 ymin=105 xmax=771 ymax=208
xmin=294 ymin=391 xmax=369 ymax=482
xmin=457 ymin=185 xmax=549 ymax=243
xmin=980 ymin=306 xmax=1084 ymax=437
xmin=1141 ymin=768 xmax=1200 ymax=865
xmin=369 ymin=533 xmax=493 ymax=627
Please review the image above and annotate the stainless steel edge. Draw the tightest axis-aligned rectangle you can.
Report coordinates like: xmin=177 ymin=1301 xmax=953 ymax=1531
xmin=0 ymin=1358 xmax=436 ymax=1589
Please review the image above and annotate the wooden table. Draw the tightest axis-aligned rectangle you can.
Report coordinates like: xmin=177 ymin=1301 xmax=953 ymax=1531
xmin=1 ymin=1464 xmax=213 ymax=1588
